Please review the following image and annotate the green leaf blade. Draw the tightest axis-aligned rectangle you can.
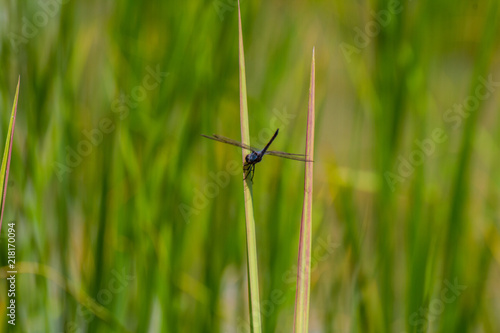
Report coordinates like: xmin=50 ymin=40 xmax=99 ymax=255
xmin=293 ymin=48 xmax=315 ymax=333
xmin=238 ymin=2 xmax=262 ymax=332
xmin=0 ymin=76 xmax=20 ymax=233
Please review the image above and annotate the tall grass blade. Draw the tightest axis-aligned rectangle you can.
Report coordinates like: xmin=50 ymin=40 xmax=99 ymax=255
xmin=293 ymin=48 xmax=315 ymax=332
xmin=0 ymin=76 xmax=20 ymax=233
xmin=238 ymin=1 xmax=262 ymax=332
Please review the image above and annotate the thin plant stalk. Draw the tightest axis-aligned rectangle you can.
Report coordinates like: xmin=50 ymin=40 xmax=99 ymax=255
xmin=293 ymin=48 xmax=315 ymax=332
xmin=238 ymin=1 xmax=262 ymax=332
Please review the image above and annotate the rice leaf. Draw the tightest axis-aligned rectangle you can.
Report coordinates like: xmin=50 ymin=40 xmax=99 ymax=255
xmin=0 ymin=76 xmax=20 ymax=233
xmin=238 ymin=2 xmax=262 ymax=332
xmin=293 ymin=48 xmax=315 ymax=333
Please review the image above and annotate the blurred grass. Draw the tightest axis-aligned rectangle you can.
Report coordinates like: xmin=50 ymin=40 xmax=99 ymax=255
xmin=0 ymin=0 xmax=498 ymax=332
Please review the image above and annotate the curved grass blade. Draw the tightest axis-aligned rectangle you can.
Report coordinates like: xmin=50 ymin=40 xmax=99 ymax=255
xmin=293 ymin=48 xmax=315 ymax=333
xmin=0 ymin=76 xmax=20 ymax=233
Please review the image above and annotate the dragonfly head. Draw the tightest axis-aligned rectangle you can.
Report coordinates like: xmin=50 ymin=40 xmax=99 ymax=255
xmin=245 ymin=151 xmax=263 ymax=165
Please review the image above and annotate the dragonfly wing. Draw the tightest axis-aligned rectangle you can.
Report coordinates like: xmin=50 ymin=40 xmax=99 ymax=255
xmin=201 ymin=134 xmax=257 ymax=151
xmin=266 ymin=150 xmax=305 ymax=156
xmin=265 ymin=150 xmax=313 ymax=162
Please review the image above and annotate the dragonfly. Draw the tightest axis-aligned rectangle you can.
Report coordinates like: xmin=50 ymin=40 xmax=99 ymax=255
xmin=201 ymin=128 xmax=312 ymax=181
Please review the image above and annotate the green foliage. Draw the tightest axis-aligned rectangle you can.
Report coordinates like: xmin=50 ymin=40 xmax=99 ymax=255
xmin=0 ymin=0 xmax=499 ymax=332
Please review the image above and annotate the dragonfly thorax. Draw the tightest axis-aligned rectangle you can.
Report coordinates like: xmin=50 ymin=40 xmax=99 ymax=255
xmin=245 ymin=151 xmax=263 ymax=165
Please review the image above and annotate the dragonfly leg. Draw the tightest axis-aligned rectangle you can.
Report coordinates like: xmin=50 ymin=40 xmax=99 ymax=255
xmin=250 ymin=165 xmax=255 ymax=181
xmin=243 ymin=163 xmax=254 ymax=182
xmin=243 ymin=164 xmax=251 ymax=180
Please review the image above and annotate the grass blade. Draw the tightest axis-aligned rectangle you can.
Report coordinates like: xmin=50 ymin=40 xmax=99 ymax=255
xmin=0 ymin=76 xmax=20 ymax=233
xmin=238 ymin=1 xmax=262 ymax=332
xmin=293 ymin=48 xmax=315 ymax=333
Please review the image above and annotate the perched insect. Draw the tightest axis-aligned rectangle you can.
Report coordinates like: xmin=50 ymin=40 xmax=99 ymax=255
xmin=201 ymin=128 xmax=312 ymax=181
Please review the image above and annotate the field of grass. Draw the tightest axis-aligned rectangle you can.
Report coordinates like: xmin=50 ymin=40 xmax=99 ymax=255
xmin=0 ymin=0 xmax=500 ymax=332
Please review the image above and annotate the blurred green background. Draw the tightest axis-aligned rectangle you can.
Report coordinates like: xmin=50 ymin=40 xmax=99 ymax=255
xmin=0 ymin=0 xmax=500 ymax=332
